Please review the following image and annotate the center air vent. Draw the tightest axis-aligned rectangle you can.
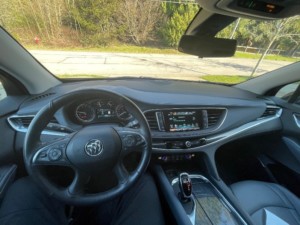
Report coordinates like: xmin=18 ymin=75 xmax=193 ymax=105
xmin=144 ymin=111 xmax=159 ymax=131
xmin=206 ymin=109 xmax=225 ymax=128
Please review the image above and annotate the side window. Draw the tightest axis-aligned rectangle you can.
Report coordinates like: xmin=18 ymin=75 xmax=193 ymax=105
xmin=0 ymin=81 xmax=7 ymax=101
xmin=275 ymin=81 xmax=300 ymax=103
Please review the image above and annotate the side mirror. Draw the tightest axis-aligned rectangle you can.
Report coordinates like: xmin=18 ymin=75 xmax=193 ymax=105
xmin=178 ymin=35 xmax=237 ymax=57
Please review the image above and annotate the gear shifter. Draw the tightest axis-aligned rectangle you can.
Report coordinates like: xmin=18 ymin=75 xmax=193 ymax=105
xmin=179 ymin=172 xmax=192 ymax=201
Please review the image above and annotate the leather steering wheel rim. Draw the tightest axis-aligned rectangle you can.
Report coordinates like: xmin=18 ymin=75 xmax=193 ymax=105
xmin=24 ymin=89 xmax=152 ymax=205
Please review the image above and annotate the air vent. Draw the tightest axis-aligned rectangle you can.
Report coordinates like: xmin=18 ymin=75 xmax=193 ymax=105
xmin=207 ymin=109 xmax=225 ymax=128
xmin=9 ymin=116 xmax=58 ymax=128
xmin=30 ymin=93 xmax=55 ymax=101
xmin=7 ymin=115 xmax=72 ymax=135
xmin=18 ymin=117 xmax=32 ymax=127
xmin=260 ymin=106 xmax=281 ymax=118
xmin=144 ymin=112 xmax=159 ymax=131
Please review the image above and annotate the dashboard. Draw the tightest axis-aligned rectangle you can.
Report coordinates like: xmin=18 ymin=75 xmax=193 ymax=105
xmin=7 ymin=79 xmax=283 ymax=156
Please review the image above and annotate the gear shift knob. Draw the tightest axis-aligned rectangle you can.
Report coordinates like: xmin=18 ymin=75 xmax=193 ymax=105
xmin=179 ymin=172 xmax=192 ymax=199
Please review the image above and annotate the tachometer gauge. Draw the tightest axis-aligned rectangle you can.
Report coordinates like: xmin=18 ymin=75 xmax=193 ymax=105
xmin=116 ymin=104 xmax=132 ymax=121
xmin=107 ymin=100 xmax=114 ymax=108
xmin=95 ymin=100 xmax=104 ymax=108
xmin=75 ymin=103 xmax=95 ymax=123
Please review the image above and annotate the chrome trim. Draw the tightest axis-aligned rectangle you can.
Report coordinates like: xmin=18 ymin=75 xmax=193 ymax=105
xmin=155 ymin=111 xmax=165 ymax=131
xmin=143 ymin=107 xmax=228 ymax=132
xmin=172 ymin=174 xmax=248 ymax=225
xmin=257 ymin=105 xmax=282 ymax=120
xmin=205 ymin=108 xmax=282 ymax=144
xmin=153 ymin=108 xmax=282 ymax=151
xmin=84 ymin=139 xmax=103 ymax=156
xmin=293 ymin=113 xmax=300 ymax=128
xmin=7 ymin=115 xmax=71 ymax=137
xmin=32 ymin=148 xmax=46 ymax=164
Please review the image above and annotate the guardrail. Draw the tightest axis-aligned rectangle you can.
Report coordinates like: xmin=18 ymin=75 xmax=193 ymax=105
xmin=236 ymin=46 xmax=300 ymax=57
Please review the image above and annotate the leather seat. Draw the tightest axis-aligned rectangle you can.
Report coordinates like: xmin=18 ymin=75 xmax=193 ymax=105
xmin=231 ymin=181 xmax=300 ymax=225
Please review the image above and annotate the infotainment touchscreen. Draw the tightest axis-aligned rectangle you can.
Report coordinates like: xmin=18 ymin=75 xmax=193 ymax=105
xmin=164 ymin=111 xmax=200 ymax=132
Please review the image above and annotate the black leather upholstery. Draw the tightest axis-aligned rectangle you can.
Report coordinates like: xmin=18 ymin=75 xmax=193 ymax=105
xmin=231 ymin=181 xmax=300 ymax=225
xmin=0 ymin=164 xmax=17 ymax=200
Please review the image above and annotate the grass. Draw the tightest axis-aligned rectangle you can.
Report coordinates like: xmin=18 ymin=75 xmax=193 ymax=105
xmin=57 ymin=74 xmax=107 ymax=79
xmin=201 ymin=75 xmax=249 ymax=84
xmin=27 ymin=44 xmax=180 ymax=54
xmin=234 ymin=52 xmax=298 ymax=62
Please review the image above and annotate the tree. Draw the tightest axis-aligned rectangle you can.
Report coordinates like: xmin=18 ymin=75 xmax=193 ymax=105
xmin=0 ymin=0 xmax=67 ymax=44
xmin=160 ymin=2 xmax=198 ymax=47
xmin=67 ymin=0 xmax=119 ymax=45
xmin=278 ymin=18 xmax=300 ymax=56
xmin=117 ymin=0 xmax=162 ymax=45
xmin=250 ymin=16 xmax=300 ymax=77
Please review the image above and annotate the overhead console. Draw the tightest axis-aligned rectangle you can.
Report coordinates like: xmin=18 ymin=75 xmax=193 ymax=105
xmin=197 ymin=0 xmax=300 ymax=19
xmin=236 ymin=0 xmax=283 ymax=14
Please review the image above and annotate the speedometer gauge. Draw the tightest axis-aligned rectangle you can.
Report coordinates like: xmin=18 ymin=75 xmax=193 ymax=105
xmin=75 ymin=104 xmax=95 ymax=123
xmin=116 ymin=104 xmax=132 ymax=121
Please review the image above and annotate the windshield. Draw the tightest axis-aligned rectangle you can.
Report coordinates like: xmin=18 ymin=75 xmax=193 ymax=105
xmin=0 ymin=0 xmax=299 ymax=84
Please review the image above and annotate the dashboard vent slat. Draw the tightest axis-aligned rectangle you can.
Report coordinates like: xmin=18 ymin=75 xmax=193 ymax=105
xmin=260 ymin=106 xmax=281 ymax=118
xmin=9 ymin=116 xmax=58 ymax=128
xmin=144 ymin=112 xmax=159 ymax=131
xmin=8 ymin=115 xmax=73 ymax=135
xmin=8 ymin=116 xmax=59 ymax=129
xmin=207 ymin=109 xmax=225 ymax=128
xmin=30 ymin=93 xmax=55 ymax=101
xmin=20 ymin=117 xmax=32 ymax=127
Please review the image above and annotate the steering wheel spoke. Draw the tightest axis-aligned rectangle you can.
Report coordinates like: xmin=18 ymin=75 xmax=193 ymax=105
xmin=114 ymin=127 xmax=147 ymax=157
xmin=114 ymin=161 xmax=129 ymax=185
xmin=68 ymin=170 xmax=90 ymax=195
xmin=32 ymin=136 xmax=72 ymax=167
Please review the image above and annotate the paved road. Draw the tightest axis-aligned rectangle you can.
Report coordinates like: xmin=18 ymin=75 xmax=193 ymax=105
xmin=30 ymin=50 xmax=291 ymax=80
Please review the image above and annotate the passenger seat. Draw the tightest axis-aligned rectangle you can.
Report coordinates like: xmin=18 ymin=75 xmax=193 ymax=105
xmin=231 ymin=180 xmax=300 ymax=225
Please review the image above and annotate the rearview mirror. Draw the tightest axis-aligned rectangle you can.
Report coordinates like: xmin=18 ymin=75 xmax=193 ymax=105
xmin=178 ymin=35 xmax=237 ymax=57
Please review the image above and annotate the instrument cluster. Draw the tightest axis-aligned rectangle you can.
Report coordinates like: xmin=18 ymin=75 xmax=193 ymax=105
xmin=72 ymin=98 xmax=133 ymax=124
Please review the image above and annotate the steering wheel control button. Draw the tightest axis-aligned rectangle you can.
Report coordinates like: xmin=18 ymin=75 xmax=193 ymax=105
xmin=39 ymin=151 xmax=48 ymax=158
xmin=84 ymin=139 xmax=103 ymax=157
xmin=48 ymin=148 xmax=62 ymax=161
xmin=123 ymin=135 xmax=136 ymax=147
xmin=34 ymin=150 xmax=49 ymax=163
xmin=135 ymin=135 xmax=145 ymax=146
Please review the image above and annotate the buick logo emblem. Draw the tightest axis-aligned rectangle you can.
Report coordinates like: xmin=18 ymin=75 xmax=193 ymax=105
xmin=85 ymin=139 xmax=103 ymax=156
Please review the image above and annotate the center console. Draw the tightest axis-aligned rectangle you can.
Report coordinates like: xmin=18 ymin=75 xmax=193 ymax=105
xmin=152 ymin=164 xmax=249 ymax=225
xmin=172 ymin=174 xmax=246 ymax=225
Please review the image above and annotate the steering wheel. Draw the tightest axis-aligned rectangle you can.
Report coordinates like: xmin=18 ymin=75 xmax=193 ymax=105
xmin=24 ymin=89 xmax=152 ymax=205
